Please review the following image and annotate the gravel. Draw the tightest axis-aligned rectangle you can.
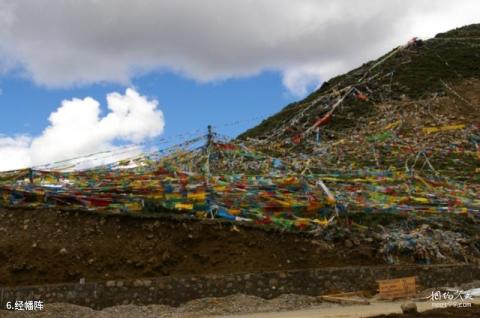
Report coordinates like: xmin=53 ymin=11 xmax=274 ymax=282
xmin=0 ymin=294 xmax=335 ymax=318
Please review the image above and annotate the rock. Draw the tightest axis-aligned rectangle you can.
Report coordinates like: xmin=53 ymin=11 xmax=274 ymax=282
xmin=401 ymin=302 xmax=418 ymax=314
xmin=344 ymin=239 xmax=353 ymax=248
xmin=269 ymin=278 xmax=278 ymax=288
xmin=162 ymin=250 xmax=171 ymax=261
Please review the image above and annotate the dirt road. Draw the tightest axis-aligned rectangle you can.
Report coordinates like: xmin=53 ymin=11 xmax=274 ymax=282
xmin=2 ymin=298 xmax=479 ymax=317
xmin=216 ymin=299 xmax=480 ymax=318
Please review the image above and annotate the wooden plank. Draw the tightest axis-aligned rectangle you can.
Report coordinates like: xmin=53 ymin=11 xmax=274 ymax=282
xmin=377 ymin=276 xmax=417 ymax=299
xmin=324 ymin=291 xmax=365 ymax=298
xmin=320 ymin=295 xmax=370 ymax=305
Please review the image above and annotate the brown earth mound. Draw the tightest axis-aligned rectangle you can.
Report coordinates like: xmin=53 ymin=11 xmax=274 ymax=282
xmin=0 ymin=208 xmax=383 ymax=287
xmin=1 ymin=207 xmax=478 ymax=287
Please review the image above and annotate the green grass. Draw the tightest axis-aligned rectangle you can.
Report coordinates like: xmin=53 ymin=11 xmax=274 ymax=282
xmin=239 ymin=24 xmax=480 ymax=140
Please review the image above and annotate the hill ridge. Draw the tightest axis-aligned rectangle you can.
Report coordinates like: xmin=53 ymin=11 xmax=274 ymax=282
xmin=239 ymin=23 xmax=480 ymax=141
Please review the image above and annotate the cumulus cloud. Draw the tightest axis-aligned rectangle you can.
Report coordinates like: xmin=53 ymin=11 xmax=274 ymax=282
xmin=0 ymin=1 xmax=479 ymax=96
xmin=0 ymin=88 xmax=165 ymax=171
xmin=0 ymin=135 xmax=32 ymax=171
xmin=282 ymin=62 xmax=347 ymax=96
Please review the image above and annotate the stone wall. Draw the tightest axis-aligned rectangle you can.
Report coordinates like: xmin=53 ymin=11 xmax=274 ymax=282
xmin=1 ymin=264 xmax=479 ymax=310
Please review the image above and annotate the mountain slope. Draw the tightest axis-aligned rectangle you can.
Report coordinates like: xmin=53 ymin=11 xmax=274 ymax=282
xmin=239 ymin=24 xmax=480 ymax=141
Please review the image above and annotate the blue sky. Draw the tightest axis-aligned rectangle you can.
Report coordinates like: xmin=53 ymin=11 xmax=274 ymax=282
xmin=0 ymin=68 xmax=303 ymax=170
xmin=0 ymin=70 xmax=297 ymax=140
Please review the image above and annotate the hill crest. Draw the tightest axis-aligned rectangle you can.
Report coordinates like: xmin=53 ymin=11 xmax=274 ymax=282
xmin=239 ymin=23 xmax=480 ymax=141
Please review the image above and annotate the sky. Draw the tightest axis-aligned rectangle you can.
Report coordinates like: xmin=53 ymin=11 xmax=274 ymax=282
xmin=0 ymin=0 xmax=479 ymax=171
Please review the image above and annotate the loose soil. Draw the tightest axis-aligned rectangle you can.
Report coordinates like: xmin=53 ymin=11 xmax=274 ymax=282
xmin=0 ymin=208 xmax=383 ymax=287
xmin=369 ymin=305 xmax=480 ymax=318
xmin=1 ymin=297 xmax=479 ymax=318
xmin=2 ymin=207 xmax=479 ymax=287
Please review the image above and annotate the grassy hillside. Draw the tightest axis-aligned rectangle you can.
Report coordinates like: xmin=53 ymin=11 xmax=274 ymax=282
xmin=239 ymin=24 xmax=480 ymax=140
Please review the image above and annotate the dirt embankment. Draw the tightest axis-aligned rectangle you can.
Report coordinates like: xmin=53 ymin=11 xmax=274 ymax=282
xmin=2 ymin=208 xmax=479 ymax=287
xmin=0 ymin=208 xmax=383 ymax=287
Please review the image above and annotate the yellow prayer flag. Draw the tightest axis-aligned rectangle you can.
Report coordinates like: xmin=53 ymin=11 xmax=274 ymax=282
xmin=175 ymin=203 xmax=194 ymax=210
xmin=422 ymin=124 xmax=465 ymax=134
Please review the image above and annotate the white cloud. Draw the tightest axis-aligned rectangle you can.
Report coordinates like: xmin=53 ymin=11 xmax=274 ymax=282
xmin=282 ymin=62 xmax=346 ymax=96
xmin=0 ymin=88 xmax=165 ymax=171
xmin=0 ymin=1 xmax=479 ymax=96
xmin=0 ymin=135 xmax=32 ymax=171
